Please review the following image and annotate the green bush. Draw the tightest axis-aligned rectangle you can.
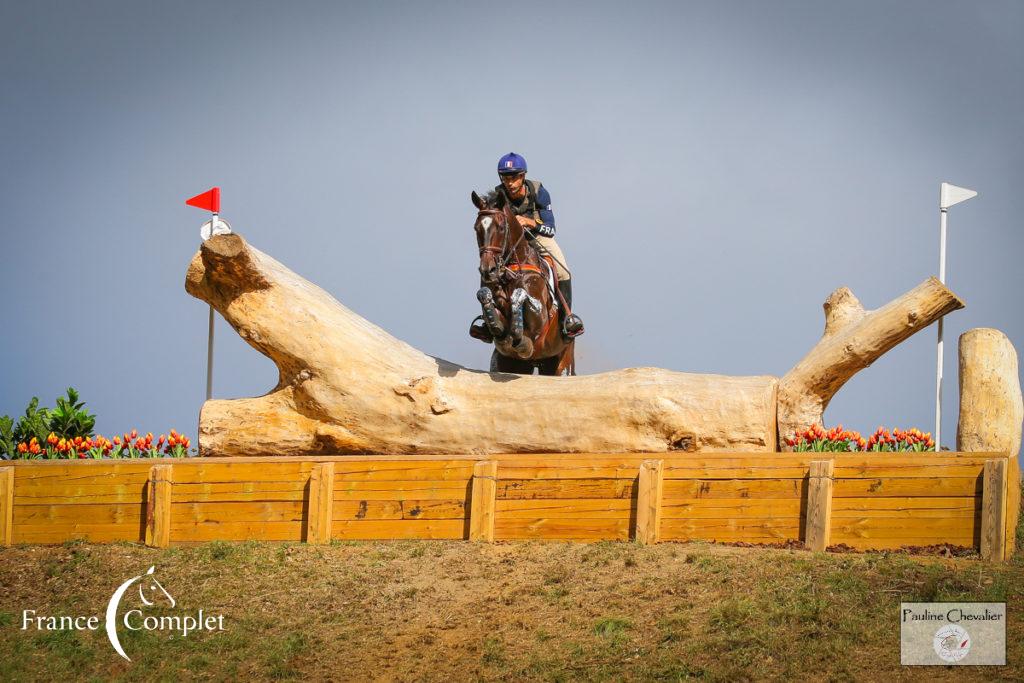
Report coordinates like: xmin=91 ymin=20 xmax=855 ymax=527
xmin=46 ymin=387 xmax=96 ymax=439
xmin=1 ymin=388 xmax=96 ymax=459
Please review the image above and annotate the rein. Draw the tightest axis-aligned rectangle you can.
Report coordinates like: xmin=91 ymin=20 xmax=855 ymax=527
xmin=477 ymin=209 xmax=531 ymax=278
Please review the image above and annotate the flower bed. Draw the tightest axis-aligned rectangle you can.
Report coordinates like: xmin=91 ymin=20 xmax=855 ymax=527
xmin=1 ymin=388 xmax=195 ymax=460
xmin=786 ymin=424 xmax=936 ymax=452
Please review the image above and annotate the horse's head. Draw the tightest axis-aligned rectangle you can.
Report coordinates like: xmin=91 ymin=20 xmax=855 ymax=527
xmin=471 ymin=190 xmax=524 ymax=285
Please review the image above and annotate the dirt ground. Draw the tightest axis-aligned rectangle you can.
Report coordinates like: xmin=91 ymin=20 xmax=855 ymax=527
xmin=0 ymin=537 xmax=1021 ymax=682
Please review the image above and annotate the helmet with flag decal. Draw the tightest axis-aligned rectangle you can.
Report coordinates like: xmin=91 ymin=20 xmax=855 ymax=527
xmin=497 ymin=152 xmax=527 ymax=176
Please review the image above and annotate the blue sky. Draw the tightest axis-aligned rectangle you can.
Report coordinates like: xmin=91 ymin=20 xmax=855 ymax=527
xmin=1 ymin=1 xmax=1021 ymax=452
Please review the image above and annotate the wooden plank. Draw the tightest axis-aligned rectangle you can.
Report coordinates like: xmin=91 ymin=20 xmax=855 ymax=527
xmin=494 ymin=518 xmax=630 ymax=541
xmin=497 ymin=478 xmax=636 ymax=500
xmin=663 ymin=478 xmax=805 ymax=500
xmin=13 ymin=471 xmax=151 ymax=488
xmin=14 ymin=503 xmax=143 ymax=524
xmin=334 ymin=480 xmax=470 ymax=500
xmin=171 ymin=501 xmax=305 ymax=523
xmin=170 ymin=520 xmax=304 ymax=542
xmin=660 ymin=518 xmax=801 ymax=542
xmin=635 ymin=459 xmax=664 ymax=545
xmin=492 ymin=465 xmax=645 ymax=480
xmin=145 ymin=464 xmax=173 ymax=548
xmin=832 ymin=497 xmax=978 ymax=517
xmin=332 ymin=519 xmax=465 ymax=540
xmin=980 ymin=459 xmax=1008 ymax=562
xmin=1006 ymin=456 xmax=1020 ymax=559
xmin=14 ymin=483 xmax=149 ymax=505
xmin=805 ymin=460 xmax=834 ymax=552
xmin=833 ymin=477 xmax=981 ymax=498
xmin=469 ymin=461 xmax=497 ymax=542
xmin=10 ymin=462 xmax=154 ymax=480
xmin=334 ymin=499 xmax=466 ymax=521
xmin=660 ymin=499 xmax=803 ymax=519
xmin=13 ymin=524 xmax=143 ymax=544
xmin=495 ymin=499 xmax=634 ymax=518
xmin=306 ymin=462 xmax=334 ymax=545
xmin=831 ymin=516 xmax=979 ymax=539
xmin=0 ymin=468 xmax=13 ymax=546
xmin=171 ymin=482 xmax=306 ymax=503
xmin=167 ymin=462 xmax=316 ymax=483
xmin=833 ymin=464 xmax=986 ymax=479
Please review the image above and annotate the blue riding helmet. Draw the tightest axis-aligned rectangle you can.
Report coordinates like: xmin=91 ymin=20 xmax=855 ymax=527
xmin=497 ymin=152 xmax=527 ymax=175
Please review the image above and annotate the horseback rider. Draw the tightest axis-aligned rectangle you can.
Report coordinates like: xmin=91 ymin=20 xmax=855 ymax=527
xmin=470 ymin=152 xmax=585 ymax=342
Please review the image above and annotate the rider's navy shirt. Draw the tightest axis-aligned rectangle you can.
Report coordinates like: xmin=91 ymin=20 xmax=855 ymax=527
xmin=495 ymin=179 xmax=556 ymax=234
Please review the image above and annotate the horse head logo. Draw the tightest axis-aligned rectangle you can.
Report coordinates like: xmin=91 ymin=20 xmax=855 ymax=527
xmin=105 ymin=566 xmax=173 ymax=662
xmin=138 ymin=566 xmax=175 ymax=608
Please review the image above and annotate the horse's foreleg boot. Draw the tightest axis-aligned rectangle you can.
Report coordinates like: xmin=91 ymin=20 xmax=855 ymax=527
xmin=477 ymin=287 xmax=504 ymax=338
xmin=510 ymin=288 xmax=527 ymax=343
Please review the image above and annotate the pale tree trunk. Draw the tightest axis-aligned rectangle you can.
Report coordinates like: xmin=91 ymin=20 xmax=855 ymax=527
xmin=186 ymin=234 xmax=777 ymax=456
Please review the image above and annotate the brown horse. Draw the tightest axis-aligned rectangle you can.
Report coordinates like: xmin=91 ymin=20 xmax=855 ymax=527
xmin=472 ymin=190 xmax=575 ymax=376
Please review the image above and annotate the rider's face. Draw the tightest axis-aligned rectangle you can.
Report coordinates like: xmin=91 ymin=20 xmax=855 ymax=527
xmin=500 ymin=172 xmax=526 ymax=197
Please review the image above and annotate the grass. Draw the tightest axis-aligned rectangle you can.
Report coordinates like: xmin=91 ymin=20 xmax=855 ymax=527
xmin=0 ymin=492 xmax=1021 ymax=681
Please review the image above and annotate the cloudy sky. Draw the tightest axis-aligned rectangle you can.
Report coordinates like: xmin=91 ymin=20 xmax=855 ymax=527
xmin=1 ymin=1 xmax=1021 ymax=453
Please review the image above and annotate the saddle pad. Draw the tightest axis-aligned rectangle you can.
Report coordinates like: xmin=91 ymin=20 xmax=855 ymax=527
xmin=542 ymin=256 xmax=558 ymax=310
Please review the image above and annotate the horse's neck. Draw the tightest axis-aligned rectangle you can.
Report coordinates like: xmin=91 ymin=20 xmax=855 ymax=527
xmin=509 ymin=238 xmax=541 ymax=266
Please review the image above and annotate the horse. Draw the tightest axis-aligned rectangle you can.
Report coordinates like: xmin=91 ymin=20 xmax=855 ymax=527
xmin=471 ymin=190 xmax=575 ymax=376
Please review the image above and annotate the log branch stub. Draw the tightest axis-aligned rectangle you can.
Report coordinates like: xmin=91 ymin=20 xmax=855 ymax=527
xmin=778 ymin=277 xmax=964 ymax=443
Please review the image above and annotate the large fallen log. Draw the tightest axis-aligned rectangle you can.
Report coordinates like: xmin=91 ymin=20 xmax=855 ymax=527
xmin=185 ymin=234 xmax=962 ymax=457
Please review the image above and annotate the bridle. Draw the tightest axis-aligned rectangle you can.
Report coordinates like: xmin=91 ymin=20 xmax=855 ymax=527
xmin=477 ymin=208 xmax=530 ymax=281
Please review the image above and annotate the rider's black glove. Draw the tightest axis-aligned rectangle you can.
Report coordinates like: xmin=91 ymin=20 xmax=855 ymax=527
xmin=531 ymin=224 xmax=555 ymax=238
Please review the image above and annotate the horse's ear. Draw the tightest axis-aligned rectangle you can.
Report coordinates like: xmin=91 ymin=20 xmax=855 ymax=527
xmin=471 ymin=191 xmax=485 ymax=210
xmin=493 ymin=191 xmax=506 ymax=209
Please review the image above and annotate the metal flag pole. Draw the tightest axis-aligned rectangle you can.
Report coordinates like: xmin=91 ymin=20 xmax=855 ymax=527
xmin=186 ymin=186 xmax=224 ymax=404
xmin=206 ymin=212 xmax=218 ymax=401
xmin=935 ymin=182 xmax=977 ymax=451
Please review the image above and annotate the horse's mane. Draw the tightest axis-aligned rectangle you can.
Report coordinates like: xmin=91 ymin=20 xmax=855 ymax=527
xmin=480 ymin=189 xmax=502 ymax=209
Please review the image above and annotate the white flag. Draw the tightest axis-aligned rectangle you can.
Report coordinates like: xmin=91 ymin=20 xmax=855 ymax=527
xmin=940 ymin=182 xmax=978 ymax=210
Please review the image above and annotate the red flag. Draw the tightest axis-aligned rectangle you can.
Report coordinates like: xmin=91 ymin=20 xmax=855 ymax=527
xmin=185 ymin=187 xmax=220 ymax=213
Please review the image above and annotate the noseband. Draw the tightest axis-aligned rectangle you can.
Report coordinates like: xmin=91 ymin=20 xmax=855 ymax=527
xmin=477 ymin=209 xmax=529 ymax=276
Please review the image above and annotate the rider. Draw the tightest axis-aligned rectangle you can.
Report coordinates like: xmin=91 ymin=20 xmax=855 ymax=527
xmin=470 ymin=152 xmax=585 ymax=341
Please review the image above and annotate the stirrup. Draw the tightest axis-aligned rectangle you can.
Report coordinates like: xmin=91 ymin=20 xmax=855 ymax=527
xmin=562 ymin=314 xmax=585 ymax=339
xmin=469 ymin=316 xmax=493 ymax=343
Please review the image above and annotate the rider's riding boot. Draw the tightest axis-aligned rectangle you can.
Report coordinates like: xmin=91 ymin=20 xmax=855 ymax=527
xmin=469 ymin=315 xmax=494 ymax=343
xmin=559 ymin=280 xmax=585 ymax=339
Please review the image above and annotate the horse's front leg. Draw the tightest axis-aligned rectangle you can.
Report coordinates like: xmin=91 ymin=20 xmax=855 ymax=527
xmin=509 ymin=288 xmax=534 ymax=358
xmin=477 ymin=287 xmax=506 ymax=339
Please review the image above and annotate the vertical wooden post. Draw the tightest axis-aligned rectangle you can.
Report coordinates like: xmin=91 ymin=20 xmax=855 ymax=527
xmin=0 ymin=467 xmax=13 ymax=547
xmin=469 ymin=460 xmax=498 ymax=542
xmin=145 ymin=464 xmax=173 ymax=548
xmin=306 ymin=462 xmax=335 ymax=544
xmin=635 ymin=459 xmax=664 ymax=544
xmin=981 ymin=458 xmax=1008 ymax=562
xmin=805 ymin=460 xmax=834 ymax=552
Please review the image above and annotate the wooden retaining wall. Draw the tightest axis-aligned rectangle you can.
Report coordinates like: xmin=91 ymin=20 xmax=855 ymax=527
xmin=0 ymin=453 xmax=1018 ymax=560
